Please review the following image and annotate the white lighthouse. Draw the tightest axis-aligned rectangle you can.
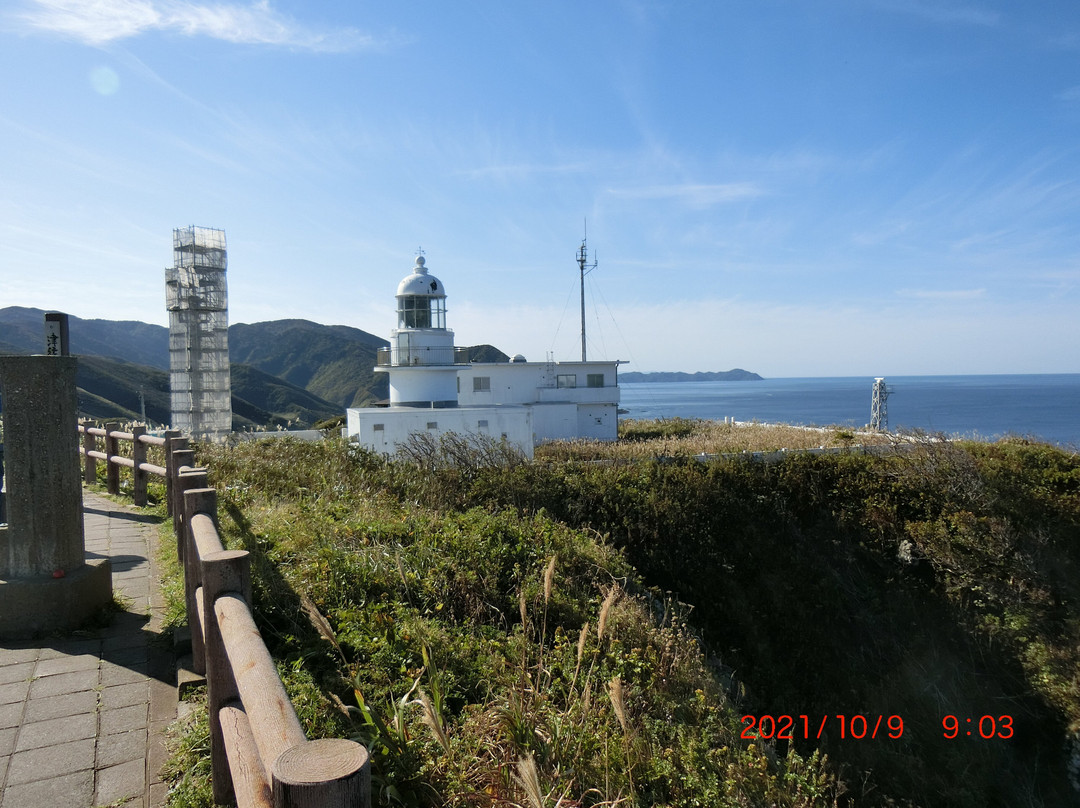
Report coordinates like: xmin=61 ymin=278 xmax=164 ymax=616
xmin=346 ymin=251 xmax=623 ymax=457
xmin=379 ymin=254 xmax=461 ymax=407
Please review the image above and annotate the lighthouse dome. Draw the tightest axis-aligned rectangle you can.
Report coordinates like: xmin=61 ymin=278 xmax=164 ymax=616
xmin=396 ymin=255 xmax=445 ymax=298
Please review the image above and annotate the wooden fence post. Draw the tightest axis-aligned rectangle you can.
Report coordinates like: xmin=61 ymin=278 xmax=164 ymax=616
xmin=132 ymin=425 xmax=148 ymax=507
xmin=163 ymin=431 xmax=183 ymax=515
xmin=81 ymin=421 xmax=96 ymax=484
xmin=104 ymin=422 xmax=120 ymax=495
xmin=272 ymin=739 xmax=371 ymax=808
xmin=201 ymin=546 xmax=251 ymax=808
xmin=183 ymin=481 xmax=213 ymax=676
xmin=171 ymin=449 xmax=196 ymax=552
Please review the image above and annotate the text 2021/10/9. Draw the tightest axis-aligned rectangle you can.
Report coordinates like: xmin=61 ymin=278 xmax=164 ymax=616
xmin=741 ymin=714 xmax=904 ymax=740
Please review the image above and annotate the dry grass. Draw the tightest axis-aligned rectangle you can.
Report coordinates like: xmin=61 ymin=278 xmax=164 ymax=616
xmin=536 ymin=418 xmax=896 ymax=462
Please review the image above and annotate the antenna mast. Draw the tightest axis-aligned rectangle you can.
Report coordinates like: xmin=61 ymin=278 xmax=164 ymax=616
xmin=578 ymin=223 xmax=597 ymax=361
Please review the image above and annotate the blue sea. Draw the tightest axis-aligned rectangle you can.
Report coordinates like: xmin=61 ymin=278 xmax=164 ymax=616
xmin=618 ymin=375 xmax=1080 ymax=448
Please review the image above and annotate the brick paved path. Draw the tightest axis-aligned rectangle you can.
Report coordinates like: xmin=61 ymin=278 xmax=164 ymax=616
xmin=0 ymin=490 xmax=177 ymax=808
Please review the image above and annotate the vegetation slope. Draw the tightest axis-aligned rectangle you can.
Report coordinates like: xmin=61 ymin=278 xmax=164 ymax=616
xmin=164 ymin=422 xmax=1080 ymax=807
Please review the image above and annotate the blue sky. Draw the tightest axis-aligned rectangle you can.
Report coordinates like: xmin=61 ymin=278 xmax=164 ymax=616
xmin=2 ymin=1 xmax=1079 ymax=376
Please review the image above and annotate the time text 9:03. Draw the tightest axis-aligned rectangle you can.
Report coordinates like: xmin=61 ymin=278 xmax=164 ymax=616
xmin=942 ymin=715 xmax=1014 ymax=739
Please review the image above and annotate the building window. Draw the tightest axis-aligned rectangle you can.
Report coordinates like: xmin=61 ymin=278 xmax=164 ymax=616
xmin=427 ymin=422 xmax=438 ymax=430
xmin=587 ymin=373 xmax=604 ymax=388
xmin=473 ymin=376 xmax=491 ymax=392
xmin=477 ymin=420 xmax=489 ymax=428
xmin=557 ymin=374 xmax=577 ymax=389
xmin=373 ymin=424 xmax=384 ymax=431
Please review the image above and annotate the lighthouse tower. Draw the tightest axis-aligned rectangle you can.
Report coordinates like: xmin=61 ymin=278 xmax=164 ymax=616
xmin=377 ymin=254 xmax=461 ymax=407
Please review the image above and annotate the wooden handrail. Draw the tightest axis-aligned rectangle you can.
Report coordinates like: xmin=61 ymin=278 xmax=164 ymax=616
xmin=186 ymin=492 xmax=370 ymax=807
xmin=216 ymin=594 xmax=307 ymax=766
xmin=78 ymin=422 xmax=178 ymax=507
xmin=76 ymin=421 xmax=371 ymax=806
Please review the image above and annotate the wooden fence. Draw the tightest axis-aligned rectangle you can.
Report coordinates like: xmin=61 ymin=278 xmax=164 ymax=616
xmin=78 ymin=422 xmax=371 ymax=808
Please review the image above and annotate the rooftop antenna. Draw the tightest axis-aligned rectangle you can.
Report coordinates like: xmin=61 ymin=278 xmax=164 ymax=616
xmin=578 ymin=221 xmax=597 ymax=362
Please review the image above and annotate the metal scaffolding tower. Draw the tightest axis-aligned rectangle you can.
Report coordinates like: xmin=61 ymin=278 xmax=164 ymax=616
xmin=870 ymin=377 xmax=890 ymax=432
xmin=165 ymin=226 xmax=231 ymax=442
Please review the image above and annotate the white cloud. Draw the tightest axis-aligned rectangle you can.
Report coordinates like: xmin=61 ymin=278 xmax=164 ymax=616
xmin=16 ymin=0 xmax=376 ymax=51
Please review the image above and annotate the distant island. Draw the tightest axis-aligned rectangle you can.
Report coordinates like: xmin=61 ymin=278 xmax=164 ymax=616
xmin=619 ymin=368 xmax=762 ymax=383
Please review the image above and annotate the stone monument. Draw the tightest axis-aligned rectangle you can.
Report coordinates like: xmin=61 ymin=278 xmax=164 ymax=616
xmin=0 ymin=354 xmax=112 ymax=638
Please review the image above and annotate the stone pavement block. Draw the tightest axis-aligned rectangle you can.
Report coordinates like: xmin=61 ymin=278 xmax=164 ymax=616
xmin=149 ymin=679 xmax=175 ymax=723
xmin=28 ymin=668 xmax=97 ymax=698
xmin=23 ymin=689 xmax=97 ymax=722
xmin=148 ymin=719 xmax=171 ymax=784
xmin=0 ymin=704 xmax=22 ymax=731
xmin=0 ymin=769 xmax=93 ymax=808
xmin=15 ymin=711 xmax=97 ymax=751
xmin=34 ymin=653 xmax=100 ymax=677
xmin=97 ymin=728 xmax=146 ymax=768
xmin=108 ymin=645 xmax=150 ymax=668
xmin=101 ymin=703 xmax=148 ymax=735
xmin=0 ymin=755 xmax=7 ymax=788
xmin=101 ymin=664 xmax=149 ymax=687
xmin=0 ymin=662 xmax=34 ymax=686
xmin=117 ymin=583 xmax=151 ymax=601
xmin=102 ymin=632 xmax=149 ymax=653
xmin=0 ymin=728 xmax=14 ymax=756
xmin=0 ymin=648 xmax=39 ymax=665
xmin=95 ymin=757 xmax=148 ymax=808
xmin=7 ymin=737 xmax=95 ymax=783
xmin=107 ymin=612 xmax=151 ymax=634
xmin=39 ymin=638 xmax=101 ymax=659
xmin=150 ymin=780 xmax=169 ymax=807
xmin=112 ymin=557 xmax=149 ymax=571
xmin=0 ymin=681 xmax=29 ymax=706
xmin=102 ymin=681 xmax=150 ymax=711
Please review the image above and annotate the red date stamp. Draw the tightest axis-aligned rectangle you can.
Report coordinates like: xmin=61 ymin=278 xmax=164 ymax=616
xmin=741 ymin=714 xmax=905 ymax=740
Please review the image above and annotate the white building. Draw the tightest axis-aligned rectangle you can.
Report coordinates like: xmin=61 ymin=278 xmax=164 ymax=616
xmin=346 ymin=254 xmax=621 ymax=458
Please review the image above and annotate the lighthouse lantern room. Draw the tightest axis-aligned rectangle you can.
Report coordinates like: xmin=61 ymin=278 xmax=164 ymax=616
xmin=378 ymin=254 xmax=461 ymax=407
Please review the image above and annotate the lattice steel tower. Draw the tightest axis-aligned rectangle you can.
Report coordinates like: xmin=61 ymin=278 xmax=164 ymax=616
xmin=870 ymin=377 xmax=890 ymax=432
xmin=165 ymin=226 xmax=232 ymax=442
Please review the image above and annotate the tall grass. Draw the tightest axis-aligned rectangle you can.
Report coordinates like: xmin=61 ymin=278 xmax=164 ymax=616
xmin=161 ymin=435 xmax=844 ymax=807
xmin=536 ymin=419 xmax=894 ymax=462
xmin=160 ymin=426 xmax=1080 ymax=807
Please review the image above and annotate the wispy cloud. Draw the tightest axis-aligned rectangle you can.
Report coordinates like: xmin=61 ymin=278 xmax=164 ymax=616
xmin=15 ymin=0 xmax=378 ymax=52
xmin=456 ymin=161 xmax=593 ymax=181
xmin=873 ymin=1 xmax=1000 ymax=27
xmin=896 ymin=288 xmax=987 ymax=300
xmin=606 ymin=182 xmax=766 ymax=207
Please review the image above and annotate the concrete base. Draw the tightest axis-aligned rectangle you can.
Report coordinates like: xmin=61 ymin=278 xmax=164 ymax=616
xmin=0 ymin=557 xmax=113 ymax=639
